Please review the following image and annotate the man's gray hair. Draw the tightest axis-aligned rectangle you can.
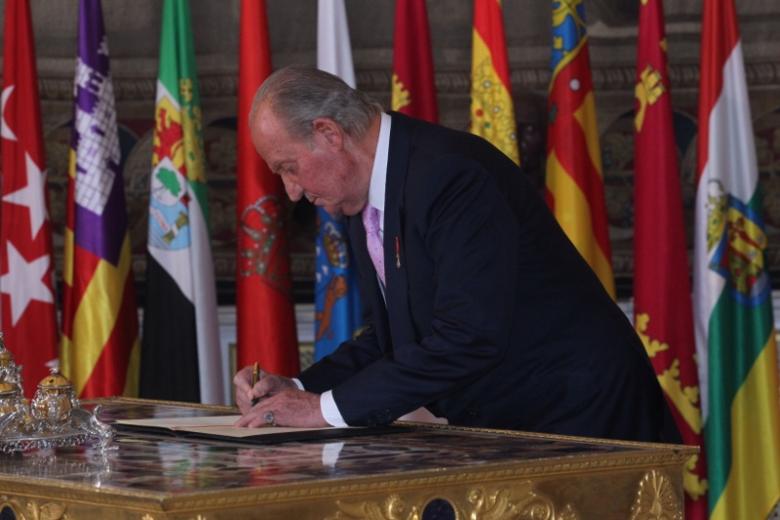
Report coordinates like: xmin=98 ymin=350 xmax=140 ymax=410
xmin=250 ymin=66 xmax=383 ymax=140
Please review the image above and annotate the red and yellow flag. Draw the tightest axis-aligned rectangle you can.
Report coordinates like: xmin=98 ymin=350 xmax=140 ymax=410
xmin=545 ymin=0 xmax=614 ymax=297
xmin=634 ymin=1 xmax=707 ymax=517
xmin=469 ymin=0 xmax=519 ymax=164
xmin=236 ymin=0 xmax=299 ymax=377
xmin=392 ymin=0 xmax=438 ymax=123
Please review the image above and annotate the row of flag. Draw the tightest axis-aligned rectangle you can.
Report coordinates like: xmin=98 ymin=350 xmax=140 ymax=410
xmin=1 ymin=0 xmax=779 ymax=517
xmin=0 ymin=0 xmax=301 ymax=406
xmin=310 ymin=0 xmax=780 ymax=517
xmin=392 ymin=1 xmax=780 ymax=517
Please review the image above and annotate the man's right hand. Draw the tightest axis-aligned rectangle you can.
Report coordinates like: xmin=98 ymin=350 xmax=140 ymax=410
xmin=233 ymin=365 xmax=298 ymax=414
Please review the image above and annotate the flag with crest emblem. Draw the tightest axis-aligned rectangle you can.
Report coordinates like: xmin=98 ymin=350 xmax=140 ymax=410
xmin=694 ymin=0 xmax=780 ymax=517
xmin=140 ymin=0 xmax=224 ymax=404
xmin=313 ymin=0 xmax=364 ymax=361
xmin=236 ymin=0 xmax=299 ymax=377
xmin=469 ymin=0 xmax=519 ymax=164
xmin=545 ymin=0 xmax=614 ymax=298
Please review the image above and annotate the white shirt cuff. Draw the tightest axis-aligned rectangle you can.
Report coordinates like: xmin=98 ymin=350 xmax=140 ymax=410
xmin=320 ymin=390 xmax=348 ymax=427
xmin=291 ymin=378 xmax=304 ymax=390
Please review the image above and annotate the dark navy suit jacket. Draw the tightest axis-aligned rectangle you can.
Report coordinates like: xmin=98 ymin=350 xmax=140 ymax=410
xmin=298 ymin=113 xmax=678 ymax=442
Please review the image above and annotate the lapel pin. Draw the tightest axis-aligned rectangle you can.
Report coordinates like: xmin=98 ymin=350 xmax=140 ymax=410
xmin=394 ymin=236 xmax=401 ymax=268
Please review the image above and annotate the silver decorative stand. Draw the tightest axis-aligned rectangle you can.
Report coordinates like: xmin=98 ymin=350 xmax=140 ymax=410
xmin=0 ymin=333 xmax=114 ymax=453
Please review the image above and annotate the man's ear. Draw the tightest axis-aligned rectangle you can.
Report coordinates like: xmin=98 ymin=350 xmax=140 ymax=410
xmin=311 ymin=118 xmax=344 ymax=150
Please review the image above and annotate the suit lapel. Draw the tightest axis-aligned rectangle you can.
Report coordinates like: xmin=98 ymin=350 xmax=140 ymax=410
xmin=382 ymin=113 xmax=416 ymax=345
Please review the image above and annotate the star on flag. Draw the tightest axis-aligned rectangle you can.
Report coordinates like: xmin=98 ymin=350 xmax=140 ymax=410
xmin=2 ymin=0 xmax=61 ymax=396
xmin=2 ymin=152 xmax=49 ymax=238
xmin=0 ymin=241 xmax=53 ymax=326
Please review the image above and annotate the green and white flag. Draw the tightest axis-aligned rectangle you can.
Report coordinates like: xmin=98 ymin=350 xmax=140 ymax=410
xmin=140 ymin=0 xmax=224 ymax=404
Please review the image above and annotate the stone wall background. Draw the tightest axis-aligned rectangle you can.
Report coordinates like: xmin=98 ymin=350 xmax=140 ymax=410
xmin=2 ymin=0 xmax=780 ymax=300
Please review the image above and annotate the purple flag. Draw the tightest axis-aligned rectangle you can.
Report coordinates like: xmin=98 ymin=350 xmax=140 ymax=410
xmin=61 ymin=0 xmax=140 ymax=398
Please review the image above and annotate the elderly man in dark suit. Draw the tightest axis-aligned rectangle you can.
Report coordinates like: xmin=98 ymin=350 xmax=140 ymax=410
xmin=234 ymin=65 xmax=678 ymax=442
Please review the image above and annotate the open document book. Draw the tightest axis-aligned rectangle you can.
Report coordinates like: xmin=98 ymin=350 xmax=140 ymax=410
xmin=114 ymin=415 xmax=401 ymax=444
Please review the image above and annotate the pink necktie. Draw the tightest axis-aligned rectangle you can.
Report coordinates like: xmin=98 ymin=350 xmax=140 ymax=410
xmin=362 ymin=205 xmax=385 ymax=286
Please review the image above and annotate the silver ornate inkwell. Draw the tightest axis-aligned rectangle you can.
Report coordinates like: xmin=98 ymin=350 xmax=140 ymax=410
xmin=0 ymin=333 xmax=113 ymax=453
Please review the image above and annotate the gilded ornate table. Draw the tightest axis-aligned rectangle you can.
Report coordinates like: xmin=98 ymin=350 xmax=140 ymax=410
xmin=0 ymin=398 xmax=695 ymax=519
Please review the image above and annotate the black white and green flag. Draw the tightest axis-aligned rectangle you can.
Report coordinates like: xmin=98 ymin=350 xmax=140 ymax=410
xmin=140 ymin=0 xmax=224 ymax=404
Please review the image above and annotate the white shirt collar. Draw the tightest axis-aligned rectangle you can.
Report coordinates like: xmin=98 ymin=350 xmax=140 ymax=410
xmin=367 ymin=113 xmax=392 ymax=213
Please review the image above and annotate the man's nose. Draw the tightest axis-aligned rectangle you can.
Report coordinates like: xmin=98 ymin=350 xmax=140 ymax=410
xmin=281 ymin=176 xmax=303 ymax=201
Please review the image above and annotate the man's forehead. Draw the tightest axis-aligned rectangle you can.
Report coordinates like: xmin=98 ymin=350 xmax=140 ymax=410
xmin=254 ymin=102 xmax=282 ymax=132
xmin=258 ymin=105 xmax=309 ymax=145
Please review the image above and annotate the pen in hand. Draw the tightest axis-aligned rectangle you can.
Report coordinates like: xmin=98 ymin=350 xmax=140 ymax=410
xmin=250 ymin=362 xmax=260 ymax=407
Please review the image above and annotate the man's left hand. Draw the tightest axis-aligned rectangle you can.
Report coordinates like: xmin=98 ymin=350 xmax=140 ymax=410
xmin=234 ymin=389 xmax=328 ymax=428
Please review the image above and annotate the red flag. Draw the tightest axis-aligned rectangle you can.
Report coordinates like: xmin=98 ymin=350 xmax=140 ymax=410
xmin=633 ymin=0 xmax=707 ymax=517
xmin=392 ymin=0 xmax=438 ymax=123
xmin=0 ymin=0 xmax=59 ymax=396
xmin=237 ymin=0 xmax=299 ymax=377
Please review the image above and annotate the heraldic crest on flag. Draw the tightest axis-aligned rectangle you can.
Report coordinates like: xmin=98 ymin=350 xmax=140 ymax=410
xmin=704 ymin=181 xmax=768 ymax=302
xmin=315 ymin=216 xmax=352 ymax=343
xmin=71 ymin=40 xmax=120 ymax=241
xmin=546 ymin=0 xmax=615 ymax=298
xmin=469 ymin=57 xmax=516 ymax=159
xmin=149 ymin=80 xmax=205 ymax=253
xmin=469 ymin=0 xmax=518 ymax=164
xmin=239 ymin=193 xmax=290 ymax=294
xmin=634 ymin=65 xmax=666 ymax=132
xmin=550 ymin=1 xmax=587 ymax=96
